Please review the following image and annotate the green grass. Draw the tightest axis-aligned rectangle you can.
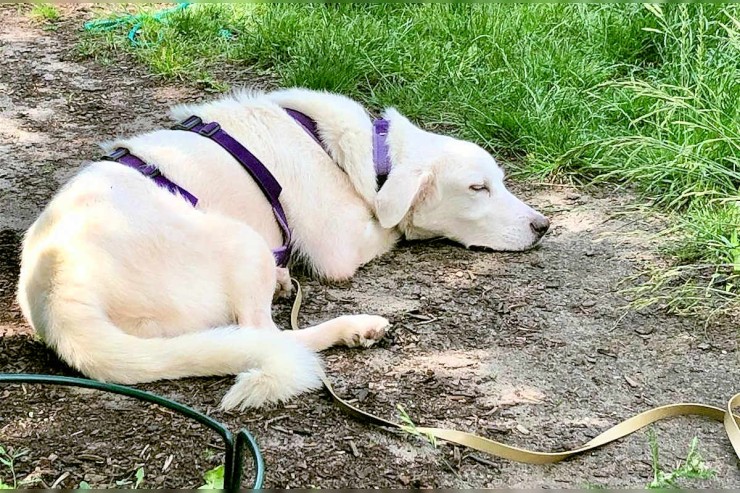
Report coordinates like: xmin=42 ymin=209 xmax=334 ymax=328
xmin=29 ymin=3 xmax=60 ymax=23
xmin=82 ymin=4 xmax=740 ymax=313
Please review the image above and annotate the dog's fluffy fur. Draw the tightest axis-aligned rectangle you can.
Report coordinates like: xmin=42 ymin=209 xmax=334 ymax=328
xmin=16 ymin=88 xmax=548 ymax=410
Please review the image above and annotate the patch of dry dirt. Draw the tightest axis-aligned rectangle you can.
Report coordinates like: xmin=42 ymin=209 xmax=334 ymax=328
xmin=0 ymin=5 xmax=738 ymax=489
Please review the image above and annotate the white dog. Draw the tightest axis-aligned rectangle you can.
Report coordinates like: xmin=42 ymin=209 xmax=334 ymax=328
xmin=16 ymin=88 xmax=549 ymax=410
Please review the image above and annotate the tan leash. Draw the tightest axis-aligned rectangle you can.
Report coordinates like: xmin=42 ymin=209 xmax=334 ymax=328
xmin=289 ymin=279 xmax=740 ymax=464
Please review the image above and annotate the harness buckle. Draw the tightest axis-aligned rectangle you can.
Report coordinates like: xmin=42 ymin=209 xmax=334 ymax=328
xmin=198 ymin=121 xmax=221 ymax=137
xmin=139 ymin=164 xmax=162 ymax=178
xmin=172 ymin=115 xmax=203 ymax=131
xmin=102 ymin=147 xmax=130 ymax=162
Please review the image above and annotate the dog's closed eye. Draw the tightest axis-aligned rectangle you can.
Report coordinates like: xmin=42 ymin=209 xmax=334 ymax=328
xmin=469 ymin=183 xmax=490 ymax=193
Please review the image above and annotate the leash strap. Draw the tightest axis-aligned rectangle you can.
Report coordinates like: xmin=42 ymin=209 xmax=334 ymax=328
xmin=289 ymin=279 xmax=740 ymax=464
xmin=102 ymin=148 xmax=198 ymax=206
xmin=173 ymin=116 xmax=292 ymax=267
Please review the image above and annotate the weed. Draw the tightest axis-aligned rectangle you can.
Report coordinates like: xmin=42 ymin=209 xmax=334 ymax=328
xmin=396 ymin=404 xmax=437 ymax=448
xmin=395 ymin=404 xmax=463 ymax=479
xmin=0 ymin=445 xmax=33 ymax=489
xmin=199 ymin=464 xmax=225 ymax=490
xmin=647 ymin=432 xmax=716 ymax=488
xmin=115 ymin=466 xmax=145 ymax=488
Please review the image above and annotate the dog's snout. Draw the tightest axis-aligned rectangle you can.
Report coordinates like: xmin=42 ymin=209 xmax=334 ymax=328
xmin=530 ymin=216 xmax=550 ymax=237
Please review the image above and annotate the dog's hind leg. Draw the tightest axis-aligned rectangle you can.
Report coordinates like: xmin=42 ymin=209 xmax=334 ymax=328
xmin=287 ymin=314 xmax=390 ymax=352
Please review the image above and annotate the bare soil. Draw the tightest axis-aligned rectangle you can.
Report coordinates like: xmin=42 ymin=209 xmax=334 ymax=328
xmin=0 ymin=5 xmax=738 ymax=489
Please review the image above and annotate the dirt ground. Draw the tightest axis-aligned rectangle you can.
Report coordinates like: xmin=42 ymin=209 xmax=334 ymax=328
xmin=0 ymin=6 xmax=738 ymax=489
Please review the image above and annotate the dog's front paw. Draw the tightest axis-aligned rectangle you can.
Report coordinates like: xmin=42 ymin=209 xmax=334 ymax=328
xmin=341 ymin=315 xmax=390 ymax=348
xmin=273 ymin=267 xmax=293 ymax=300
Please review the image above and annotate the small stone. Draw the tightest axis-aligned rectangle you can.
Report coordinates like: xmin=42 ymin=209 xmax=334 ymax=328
xmin=582 ymin=300 xmax=597 ymax=308
xmin=697 ymin=342 xmax=711 ymax=350
xmin=635 ymin=326 xmax=654 ymax=336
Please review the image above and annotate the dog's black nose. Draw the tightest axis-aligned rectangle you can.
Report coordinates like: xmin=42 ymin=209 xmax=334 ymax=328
xmin=530 ymin=216 xmax=550 ymax=237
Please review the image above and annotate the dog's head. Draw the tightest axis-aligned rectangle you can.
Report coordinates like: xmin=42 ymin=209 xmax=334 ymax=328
xmin=374 ymin=109 xmax=549 ymax=251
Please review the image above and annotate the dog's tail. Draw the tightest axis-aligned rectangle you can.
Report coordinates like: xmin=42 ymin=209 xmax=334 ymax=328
xmin=28 ymin=291 xmax=322 ymax=411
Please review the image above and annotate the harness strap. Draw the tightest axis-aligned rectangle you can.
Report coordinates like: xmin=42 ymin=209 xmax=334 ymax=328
xmin=172 ymin=116 xmax=292 ymax=268
xmin=283 ymin=108 xmax=392 ymax=190
xmin=372 ymin=119 xmax=391 ymax=189
xmin=284 ymin=108 xmax=328 ymax=153
xmin=102 ymin=148 xmax=198 ymax=206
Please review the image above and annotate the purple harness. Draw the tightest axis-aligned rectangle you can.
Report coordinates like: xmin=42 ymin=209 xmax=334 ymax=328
xmin=102 ymin=109 xmax=391 ymax=267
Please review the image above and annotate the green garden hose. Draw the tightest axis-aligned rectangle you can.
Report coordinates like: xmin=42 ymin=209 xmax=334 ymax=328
xmin=0 ymin=373 xmax=264 ymax=490
xmin=83 ymin=3 xmax=191 ymax=47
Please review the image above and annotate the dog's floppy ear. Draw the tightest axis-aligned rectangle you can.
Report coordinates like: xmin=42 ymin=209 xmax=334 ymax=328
xmin=374 ymin=168 xmax=433 ymax=228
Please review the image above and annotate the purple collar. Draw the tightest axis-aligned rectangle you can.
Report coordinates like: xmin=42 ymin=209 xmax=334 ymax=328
xmin=284 ymin=108 xmax=392 ymax=189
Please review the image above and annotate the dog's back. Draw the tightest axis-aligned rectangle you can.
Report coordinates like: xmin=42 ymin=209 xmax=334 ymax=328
xmin=16 ymin=119 xmax=325 ymax=409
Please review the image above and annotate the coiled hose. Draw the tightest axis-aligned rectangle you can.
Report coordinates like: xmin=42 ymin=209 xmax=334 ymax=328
xmin=0 ymin=373 xmax=264 ymax=490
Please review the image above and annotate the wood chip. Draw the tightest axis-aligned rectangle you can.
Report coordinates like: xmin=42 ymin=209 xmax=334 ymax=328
xmin=515 ymin=424 xmax=530 ymax=435
xmin=624 ymin=375 xmax=639 ymax=388
xmin=272 ymin=425 xmax=292 ymax=434
xmin=349 ymin=440 xmax=360 ymax=457
xmin=264 ymin=415 xmax=289 ymax=426
xmin=78 ymin=454 xmax=105 ymax=462
xmin=597 ymin=348 xmax=618 ymax=359
xmin=468 ymin=454 xmax=498 ymax=467
xmin=416 ymin=315 xmax=438 ymax=325
xmin=162 ymin=454 xmax=174 ymax=472
xmin=51 ymin=471 xmax=70 ymax=488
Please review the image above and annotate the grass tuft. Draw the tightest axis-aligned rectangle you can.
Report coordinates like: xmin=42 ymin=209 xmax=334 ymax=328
xmin=29 ymin=3 xmax=60 ymax=23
